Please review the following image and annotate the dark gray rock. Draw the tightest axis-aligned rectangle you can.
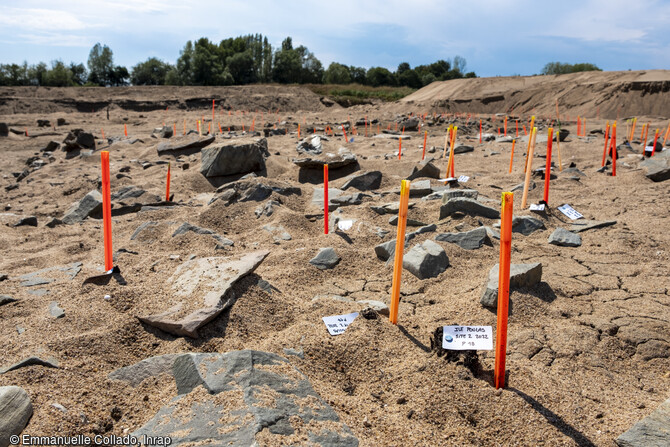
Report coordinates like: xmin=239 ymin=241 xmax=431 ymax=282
xmin=156 ymin=134 xmax=215 ymax=155
xmin=0 ymin=123 xmax=8 ymax=137
xmin=133 ymin=351 xmax=358 ymax=446
xmin=130 ymin=221 xmax=158 ymax=240
xmin=570 ymin=220 xmax=616 ymax=233
xmin=615 ymin=397 xmax=670 ymax=447
xmin=13 ymin=216 xmax=37 ymax=227
xmin=341 ymin=171 xmax=382 ymax=191
xmin=293 ymin=150 xmax=358 ymax=169
xmin=18 ymin=262 xmax=81 ymax=287
xmin=512 ymin=216 xmax=545 ymax=236
xmin=440 ymin=197 xmax=500 ymax=220
xmin=45 ymin=217 xmax=63 ymax=228
xmin=200 ymin=138 xmax=268 ymax=177
xmin=0 ymin=356 xmax=58 ymax=375
xmin=41 ymin=141 xmax=60 ymax=152
xmin=262 ymin=225 xmax=292 ymax=242
xmin=62 ymin=190 xmax=103 ymax=224
xmin=49 ymin=301 xmax=65 ymax=318
xmin=370 ymin=201 xmax=416 ymax=215
xmin=439 ymin=189 xmax=479 ymax=203
xmin=172 ymin=222 xmax=234 ymax=247
xmin=388 ymin=215 xmax=426 ymax=227
xmin=409 ymin=179 xmax=432 ymax=197
xmin=399 ymin=116 xmax=420 ymax=131
xmin=0 ymin=295 xmax=16 ymax=306
xmin=481 ymin=263 xmax=542 ymax=308
xmin=548 ymin=228 xmax=581 ymax=247
xmin=0 ymin=386 xmax=32 ymax=446
xmin=152 ymin=126 xmax=173 ymax=139
xmin=331 ymin=193 xmax=364 ymax=206
xmin=407 ymin=158 xmax=440 ymax=180
xmin=374 ymin=240 xmax=396 ymax=261
xmin=435 ymin=227 xmax=491 ymax=250
xmin=309 ymin=248 xmax=341 ymax=270
xmin=255 ymin=200 xmax=280 ymax=218
xmin=403 ymin=240 xmax=449 ymax=279
xmin=451 ymin=144 xmax=474 ymax=154
xmin=296 ymin=135 xmax=323 ymax=155
xmin=511 ymin=181 xmax=536 ymax=192
xmin=108 ymin=354 xmax=181 ymax=387
xmin=641 ymin=152 xmax=670 ymax=182
xmin=62 ymin=129 xmax=95 ymax=151
xmin=111 ymin=185 xmax=145 ymax=201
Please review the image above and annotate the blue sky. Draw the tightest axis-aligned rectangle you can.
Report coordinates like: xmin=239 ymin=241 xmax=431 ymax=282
xmin=1 ymin=0 xmax=669 ymax=77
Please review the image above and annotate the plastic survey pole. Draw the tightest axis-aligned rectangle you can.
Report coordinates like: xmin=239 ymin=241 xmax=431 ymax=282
xmin=494 ymin=192 xmax=514 ymax=389
xmin=324 ymin=164 xmax=329 ymax=235
xmin=166 ymin=162 xmax=171 ymax=202
xmin=521 ymin=128 xmax=537 ymax=209
xmin=389 ymin=180 xmax=410 ymax=325
xmin=101 ymin=151 xmax=113 ymax=272
xmin=542 ymin=128 xmax=554 ymax=205
xmin=601 ymin=123 xmax=610 ymax=167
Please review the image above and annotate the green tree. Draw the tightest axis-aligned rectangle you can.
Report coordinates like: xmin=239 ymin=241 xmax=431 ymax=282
xmin=87 ymin=43 xmax=115 ymax=85
xmin=226 ymin=51 xmax=256 ymax=84
xmin=323 ymin=62 xmax=351 ymax=84
xmin=43 ymin=60 xmax=74 ymax=86
xmin=366 ymin=66 xmax=395 ymax=86
xmin=349 ymin=66 xmax=367 ymax=84
xmin=131 ymin=57 xmax=172 ymax=85
xmin=69 ymin=62 xmax=87 ymax=85
xmin=541 ymin=62 xmax=601 ymax=75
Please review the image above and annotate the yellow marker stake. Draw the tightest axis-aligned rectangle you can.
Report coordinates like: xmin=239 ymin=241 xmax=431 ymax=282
xmin=442 ymin=125 xmax=453 ymax=159
xmin=521 ymin=127 xmax=537 ymax=209
xmin=446 ymin=126 xmax=458 ymax=178
xmin=555 ymin=127 xmax=563 ymax=171
xmin=524 ymin=116 xmax=536 ymax=173
xmin=389 ymin=180 xmax=410 ymax=325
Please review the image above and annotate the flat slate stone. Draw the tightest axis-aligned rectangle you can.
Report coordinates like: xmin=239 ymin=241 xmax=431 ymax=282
xmin=341 ymin=171 xmax=382 ymax=191
xmin=0 ymin=356 xmax=59 ymax=375
xmin=108 ymin=354 xmax=181 ymax=387
xmin=0 ymin=386 xmax=32 ymax=446
xmin=0 ymin=295 xmax=17 ymax=306
xmin=406 ymin=158 xmax=441 ymax=180
xmin=548 ymin=228 xmax=582 ymax=247
xmin=481 ymin=263 xmax=542 ymax=308
xmin=640 ymin=152 xmax=670 ymax=182
xmin=13 ymin=216 xmax=37 ymax=227
xmin=172 ymin=222 xmax=233 ymax=247
xmin=370 ymin=201 xmax=416 ymax=215
xmin=440 ymin=197 xmax=500 ymax=220
xmin=293 ymin=150 xmax=358 ymax=169
xmin=403 ymin=240 xmax=449 ymax=279
xmin=133 ymin=351 xmax=358 ymax=446
xmin=409 ymin=179 xmax=432 ymax=197
xmin=356 ymin=300 xmax=390 ymax=316
xmin=616 ymin=397 xmax=670 ymax=447
xmin=440 ymin=189 xmax=479 ymax=203
xmin=388 ymin=215 xmax=426 ymax=227
xmin=156 ymin=134 xmax=215 ymax=155
xmin=374 ymin=240 xmax=396 ymax=261
xmin=435 ymin=227 xmax=491 ymax=250
xmin=512 ymin=216 xmax=545 ymax=236
xmin=570 ymin=220 xmax=616 ymax=233
xmin=49 ymin=301 xmax=65 ymax=318
xmin=62 ymin=190 xmax=102 ymax=224
xmin=18 ymin=262 xmax=82 ymax=287
xmin=309 ymin=247 xmax=341 ymax=270
xmin=138 ymin=251 xmax=269 ymax=338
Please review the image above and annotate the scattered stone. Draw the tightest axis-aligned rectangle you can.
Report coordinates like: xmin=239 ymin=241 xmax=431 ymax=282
xmin=403 ymin=240 xmax=449 ymax=279
xmin=156 ymin=134 xmax=215 ymax=155
xmin=0 ymin=386 xmax=32 ymax=446
xmin=440 ymin=197 xmax=500 ymax=220
xmin=407 ymin=158 xmax=441 ymax=180
xmin=481 ymin=263 xmax=542 ymax=308
xmin=641 ymin=152 xmax=670 ymax=182
xmin=111 ymin=185 xmax=146 ymax=201
xmin=570 ymin=220 xmax=616 ymax=233
xmin=51 ymin=403 xmax=67 ymax=413
xmin=172 ymin=222 xmax=233 ymax=247
xmin=0 ymin=357 xmax=58 ymax=375
xmin=440 ymin=189 xmax=479 ymax=203
xmin=18 ymin=263 xmax=82 ymax=287
xmin=357 ymin=300 xmax=390 ymax=316
xmin=13 ymin=216 xmax=37 ymax=227
xmin=451 ymin=144 xmax=475 ymax=154
xmin=331 ymin=192 xmax=365 ymax=206
xmin=374 ymin=240 xmax=396 ymax=261
xmin=42 ymin=140 xmax=60 ymax=152
xmin=482 ymin=133 xmax=496 ymax=142
xmin=0 ymin=274 xmax=7 ymax=282
xmin=370 ymin=201 xmax=416 ymax=215
xmin=49 ymin=301 xmax=65 ymax=318
xmin=62 ymin=129 xmax=95 ymax=151
xmin=0 ymin=295 xmax=17 ymax=306
xmin=389 ymin=215 xmax=426 ymax=227
xmin=45 ymin=217 xmax=63 ymax=228
xmin=130 ymin=221 xmax=159 ymax=240
xmin=309 ymin=248 xmax=341 ymax=270
xmin=293 ymin=149 xmax=358 ymax=169
xmin=62 ymin=190 xmax=103 ymax=224
xmin=262 ymin=225 xmax=292 ymax=242
xmin=615 ymin=397 xmax=670 ymax=447
xmin=398 ymin=116 xmax=420 ymax=131
xmin=312 ymin=187 xmax=344 ymax=211
xmin=108 ymin=354 xmax=181 ymax=387
xmin=341 ymin=171 xmax=382 ymax=191
xmin=255 ymin=200 xmax=280 ymax=218
xmin=409 ymin=179 xmax=432 ymax=197
xmin=0 ymin=122 xmax=8 ymax=137
xmin=435 ymin=227 xmax=491 ymax=250
xmin=296 ymin=135 xmax=323 ymax=155
xmin=496 ymin=136 xmax=513 ymax=143
xmin=548 ymin=228 xmax=582 ymax=247
xmin=151 ymin=126 xmax=173 ymax=139
xmin=511 ymin=181 xmax=536 ymax=192
xmin=562 ymin=167 xmax=586 ymax=177
xmin=200 ymin=138 xmax=269 ymax=177
xmin=511 ymin=216 xmax=545 ymax=235
xmin=138 ymin=251 xmax=269 ymax=338
xmin=283 ymin=347 xmax=304 ymax=359
xmin=132 ymin=351 xmax=358 ymax=446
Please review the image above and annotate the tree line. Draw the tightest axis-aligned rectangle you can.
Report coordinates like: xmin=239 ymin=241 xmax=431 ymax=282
xmin=0 ymin=34 xmax=476 ymax=88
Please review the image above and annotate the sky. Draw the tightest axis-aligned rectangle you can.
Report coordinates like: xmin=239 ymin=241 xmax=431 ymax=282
xmin=1 ymin=0 xmax=669 ymax=78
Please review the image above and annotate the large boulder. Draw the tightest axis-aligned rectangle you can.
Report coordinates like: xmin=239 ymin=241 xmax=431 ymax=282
xmin=0 ymin=386 xmax=32 ymax=447
xmin=440 ymin=197 xmax=500 ymax=220
xmin=293 ymin=148 xmax=358 ymax=169
xmin=480 ymin=263 xmax=542 ymax=308
xmin=403 ymin=240 xmax=449 ymax=279
xmin=133 ymin=351 xmax=359 ymax=446
xmin=200 ymin=137 xmax=268 ymax=177
xmin=62 ymin=190 xmax=103 ymax=224
xmin=156 ymin=134 xmax=215 ymax=155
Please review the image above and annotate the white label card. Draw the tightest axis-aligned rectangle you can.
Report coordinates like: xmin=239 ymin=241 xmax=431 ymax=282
xmin=323 ymin=312 xmax=359 ymax=336
xmin=530 ymin=203 xmax=545 ymax=211
xmin=557 ymin=204 xmax=583 ymax=220
xmin=337 ymin=219 xmax=353 ymax=231
xmin=443 ymin=325 xmax=493 ymax=350
xmin=458 ymin=175 xmax=470 ymax=183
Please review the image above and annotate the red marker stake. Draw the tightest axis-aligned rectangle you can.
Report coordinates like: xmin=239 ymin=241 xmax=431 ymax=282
xmin=398 ymin=137 xmax=402 ymax=160
xmin=651 ymin=129 xmax=659 ymax=156
xmin=611 ymin=123 xmax=617 ymax=177
xmin=324 ymin=164 xmax=329 ymax=235
xmin=165 ymin=162 xmax=171 ymax=202
xmin=494 ymin=191 xmax=513 ymax=389
xmin=422 ymin=131 xmax=427 ymax=161
xmin=124 ymin=124 xmax=128 ymax=137
xmin=101 ymin=152 xmax=113 ymax=272
xmin=542 ymin=128 xmax=554 ymax=205
xmin=342 ymin=126 xmax=348 ymax=143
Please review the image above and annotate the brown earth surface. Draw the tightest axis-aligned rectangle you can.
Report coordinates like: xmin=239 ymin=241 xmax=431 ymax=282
xmin=0 ymin=78 xmax=669 ymax=446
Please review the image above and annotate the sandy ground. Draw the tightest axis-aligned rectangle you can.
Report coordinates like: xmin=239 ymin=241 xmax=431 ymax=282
xmin=0 ymin=81 xmax=669 ymax=446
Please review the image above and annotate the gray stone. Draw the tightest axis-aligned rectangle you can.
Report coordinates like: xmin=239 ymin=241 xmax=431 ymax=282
xmin=403 ymin=240 xmax=449 ymax=279
xmin=45 ymin=217 xmax=63 ymax=228
xmin=341 ymin=171 xmax=382 ymax=191
xmin=138 ymin=251 xmax=269 ymax=338
xmin=451 ymin=144 xmax=475 ymax=154
xmin=640 ymin=152 xmax=670 ymax=182
xmin=409 ymin=179 xmax=432 ymax=197
xmin=374 ymin=240 xmax=396 ymax=261
xmin=0 ymin=386 xmax=32 ymax=447
xmin=407 ymin=224 xmax=437 ymax=239
xmin=562 ymin=167 xmax=586 ymax=177
xmin=18 ymin=262 xmax=81 ymax=287
xmin=263 ymin=225 xmax=292 ymax=242
xmin=0 ymin=295 xmax=17 ymax=306
xmin=440 ymin=197 xmax=500 ymax=220
xmin=13 ymin=216 xmax=37 ymax=227
xmin=548 ymin=228 xmax=582 ymax=247
xmin=512 ymin=216 xmax=545 ymax=236
xmin=0 ymin=356 xmax=58 ymax=375
xmin=108 ymin=354 xmax=181 ymax=387
xmin=152 ymin=126 xmax=173 ymax=139
xmin=388 ymin=215 xmax=426 ymax=227
xmin=293 ymin=150 xmax=358 ymax=169
xmin=130 ymin=221 xmax=158 ymax=240
xmin=200 ymin=138 xmax=268 ymax=177
xmin=296 ymin=135 xmax=323 ymax=155
xmin=133 ymin=351 xmax=358 ymax=446
xmin=332 ymin=193 xmax=364 ymax=206
xmin=309 ymin=248 xmax=341 ymax=270
xmin=0 ymin=123 xmax=8 ymax=137
xmin=62 ymin=129 xmax=95 ymax=151
xmin=62 ymin=190 xmax=103 ymax=224
xmin=172 ymin=222 xmax=233 ymax=247
xmin=440 ymin=189 xmax=479 ymax=203
xmin=370 ymin=201 xmax=416 ymax=215
xmin=570 ymin=220 xmax=616 ymax=233
xmin=616 ymin=397 xmax=670 ymax=447
xmin=407 ymin=158 xmax=441 ymax=180
xmin=435 ymin=227 xmax=491 ymax=250
xmin=312 ymin=187 xmax=345 ymax=211
xmin=480 ymin=263 xmax=543 ymax=308
xmin=156 ymin=134 xmax=215 ymax=155
xmin=111 ymin=185 xmax=145 ymax=201
xmin=282 ymin=348 xmax=304 ymax=359
xmin=399 ymin=116 xmax=420 ymax=131
xmin=511 ymin=181 xmax=536 ymax=192
xmin=49 ymin=301 xmax=64 ymax=318
xmin=255 ymin=200 xmax=280 ymax=218
xmin=357 ymin=300 xmax=389 ymax=316
xmin=496 ymin=136 xmax=514 ymax=143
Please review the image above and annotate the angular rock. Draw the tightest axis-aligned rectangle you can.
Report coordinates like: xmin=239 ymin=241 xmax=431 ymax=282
xmin=62 ymin=190 xmax=103 ymax=224
xmin=49 ymin=301 xmax=65 ymax=318
xmin=309 ymin=247 xmax=341 ymax=270
xmin=451 ymin=144 xmax=474 ymax=154
xmin=341 ymin=171 xmax=382 ymax=191
xmin=133 ymin=351 xmax=358 ymax=446
xmin=616 ymin=397 xmax=670 ymax=447
xmin=370 ymin=201 xmax=416 ymax=215
xmin=62 ymin=129 xmax=95 ymax=151
xmin=389 ymin=215 xmax=426 ymax=227
xmin=13 ymin=216 xmax=37 ymax=227
xmin=312 ymin=187 xmax=344 ymax=211
xmin=440 ymin=189 xmax=479 ymax=203
xmin=481 ymin=263 xmax=542 ymax=308
xmin=512 ymin=216 xmax=545 ymax=236
xmin=435 ymin=227 xmax=491 ymax=250
xmin=511 ymin=181 xmax=536 ymax=192
xmin=0 ymin=386 xmax=32 ymax=446
xmin=0 ymin=295 xmax=17 ymax=306
xmin=45 ymin=217 xmax=63 ymax=228
xmin=138 ymin=251 xmax=269 ymax=338
xmin=111 ymin=185 xmax=145 ymax=201
xmin=108 ymin=354 xmax=181 ymax=387
xmin=262 ymin=225 xmax=292 ymax=242
xmin=152 ymin=126 xmax=173 ymax=139
xmin=399 ymin=116 xmax=420 ymax=131
xmin=357 ymin=300 xmax=389 ymax=316
xmin=200 ymin=138 xmax=268 ymax=177
xmin=0 ymin=356 xmax=58 ymax=375
xmin=255 ymin=200 xmax=280 ymax=218
xmin=296 ymin=135 xmax=323 ymax=155
xmin=641 ymin=152 xmax=670 ymax=182
xmin=440 ymin=197 xmax=500 ymax=220
xmin=156 ymin=134 xmax=215 ymax=155
xmin=409 ymin=179 xmax=432 ymax=197
xmin=570 ymin=220 xmax=616 ymax=233
xmin=0 ymin=123 xmax=8 ymax=137
xmin=332 ymin=192 xmax=364 ymax=206
xmin=293 ymin=150 xmax=358 ymax=169
xmin=407 ymin=158 xmax=441 ymax=180
xmin=403 ymin=240 xmax=449 ymax=279
xmin=548 ymin=228 xmax=582 ymax=247
xmin=172 ymin=222 xmax=233 ymax=247
xmin=42 ymin=140 xmax=60 ymax=152
xmin=374 ymin=240 xmax=396 ymax=261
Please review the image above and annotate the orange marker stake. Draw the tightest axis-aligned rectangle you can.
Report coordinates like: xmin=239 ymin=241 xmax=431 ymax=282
xmin=324 ymin=164 xmax=329 ymax=235
xmin=298 ymin=123 xmax=301 ymax=139
xmin=101 ymin=129 xmax=105 ymax=140
xmin=365 ymin=120 xmax=368 ymax=137
xmin=651 ymin=129 xmax=659 ymax=156
xmin=446 ymin=126 xmax=458 ymax=178
xmin=508 ymin=139 xmax=516 ymax=173
xmin=630 ymin=118 xmax=637 ymax=142
xmin=494 ymin=191 xmax=514 ymax=389
xmin=389 ymin=179 xmax=410 ymax=325
xmin=196 ymin=121 xmax=200 ymax=134
xmin=183 ymin=120 xmax=186 ymax=135
xmin=218 ymin=123 xmax=222 ymax=134
xmin=521 ymin=128 xmax=537 ymax=208
xmin=377 ymin=123 xmax=380 ymax=135
xmin=398 ymin=137 xmax=402 ymax=160
xmin=25 ymin=127 xmax=28 ymax=137
xmin=663 ymin=122 xmax=670 ymax=147
xmin=173 ymin=123 xmax=176 ymax=136
xmin=642 ymin=124 xmax=649 ymax=152
xmin=442 ymin=125 xmax=453 ymax=159
xmin=542 ymin=128 xmax=554 ymax=205
xmin=208 ymin=122 xmax=211 ymax=135
xmin=601 ymin=122 xmax=610 ymax=167
xmin=124 ymin=124 xmax=127 ymax=137
xmin=165 ymin=162 xmax=171 ymax=202
xmin=422 ymin=131 xmax=427 ymax=161
xmin=342 ymin=126 xmax=348 ymax=143
xmin=100 ymin=151 xmax=113 ymax=272
xmin=611 ymin=122 xmax=617 ymax=177
xmin=504 ymin=116 xmax=508 ymax=136
xmin=583 ymin=118 xmax=586 ymax=136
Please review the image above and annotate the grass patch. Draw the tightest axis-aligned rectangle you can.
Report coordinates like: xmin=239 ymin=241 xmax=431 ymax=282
xmin=304 ymin=84 xmax=416 ymax=106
